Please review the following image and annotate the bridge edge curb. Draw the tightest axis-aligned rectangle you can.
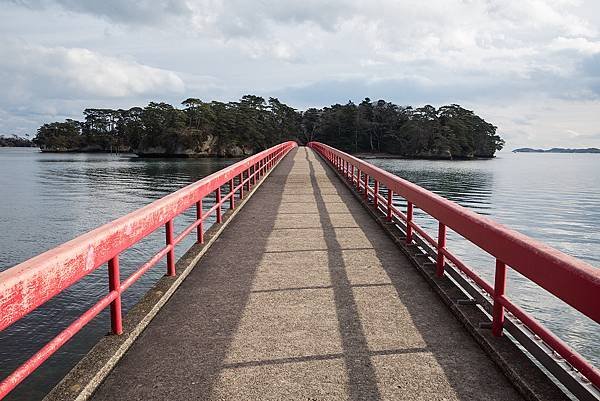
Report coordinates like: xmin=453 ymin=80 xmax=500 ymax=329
xmin=311 ymin=147 xmax=570 ymax=401
xmin=41 ymin=149 xmax=295 ymax=401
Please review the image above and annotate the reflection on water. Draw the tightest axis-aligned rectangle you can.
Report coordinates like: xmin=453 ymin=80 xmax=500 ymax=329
xmin=0 ymin=148 xmax=238 ymax=401
xmin=1 ymin=149 xmax=599 ymax=399
xmin=369 ymin=153 xmax=600 ymax=369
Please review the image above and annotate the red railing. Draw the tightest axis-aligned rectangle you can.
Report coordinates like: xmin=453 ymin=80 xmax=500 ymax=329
xmin=308 ymin=141 xmax=600 ymax=391
xmin=0 ymin=141 xmax=297 ymax=399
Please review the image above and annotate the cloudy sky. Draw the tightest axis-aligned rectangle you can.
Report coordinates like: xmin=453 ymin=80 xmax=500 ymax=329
xmin=1 ymin=0 xmax=600 ymax=149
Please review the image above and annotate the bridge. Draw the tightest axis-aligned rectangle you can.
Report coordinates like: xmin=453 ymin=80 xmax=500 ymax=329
xmin=0 ymin=143 xmax=599 ymax=400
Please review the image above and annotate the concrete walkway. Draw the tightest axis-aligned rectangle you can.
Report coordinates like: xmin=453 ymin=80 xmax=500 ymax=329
xmin=90 ymin=147 xmax=524 ymax=401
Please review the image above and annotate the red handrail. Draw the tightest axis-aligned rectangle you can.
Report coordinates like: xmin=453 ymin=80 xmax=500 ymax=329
xmin=0 ymin=141 xmax=297 ymax=398
xmin=308 ymin=141 xmax=600 ymax=388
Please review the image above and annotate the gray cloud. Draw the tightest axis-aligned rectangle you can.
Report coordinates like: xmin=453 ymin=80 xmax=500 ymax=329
xmin=2 ymin=0 xmax=600 ymax=148
xmin=6 ymin=0 xmax=190 ymax=24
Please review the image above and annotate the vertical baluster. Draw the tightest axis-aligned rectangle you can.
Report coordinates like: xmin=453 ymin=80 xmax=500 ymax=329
xmin=216 ymin=187 xmax=222 ymax=223
xmin=492 ymin=260 xmax=507 ymax=336
xmin=166 ymin=220 xmax=175 ymax=276
xmin=230 ymin=178 xmax=235 ymax=209
xmin=239 ymin=173 xmax=244 ymax=199
xmin=386 ymin=188 xmax=393 ymax=221
xmin=364 ymin=174 xmax=369 ymax=200
xmin=196 ymin=199 xmax=203 ymax=244
xmin=108 ymin=255 xmax=122 ymax=334
xmin=406 ymin=202 xmax=414 ymax=244
xmin=436 ymin=223 xmax=446 ymax=277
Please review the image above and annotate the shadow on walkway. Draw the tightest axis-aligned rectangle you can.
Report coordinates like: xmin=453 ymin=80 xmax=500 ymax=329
xmin=91 ymin=147 xmax=523 ymax=401
xmin=306 ymin=150 xmax=522 ymax=401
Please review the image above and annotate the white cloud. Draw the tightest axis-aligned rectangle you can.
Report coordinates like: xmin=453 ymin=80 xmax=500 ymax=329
xmin=0 ymin=40 xmax=184 ymax=99
xmin=1 ymin=0 xmax=600 ymax=147
xmin=549 ymin=37 xmax=600 ymax=55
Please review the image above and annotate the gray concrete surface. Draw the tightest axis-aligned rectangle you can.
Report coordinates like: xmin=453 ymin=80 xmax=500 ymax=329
xmin=90 ymin=147 xmax=525 ymax=400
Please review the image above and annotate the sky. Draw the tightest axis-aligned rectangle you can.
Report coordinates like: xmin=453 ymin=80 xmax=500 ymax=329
xmin=1 ymin=0 xmax=600 ymax=150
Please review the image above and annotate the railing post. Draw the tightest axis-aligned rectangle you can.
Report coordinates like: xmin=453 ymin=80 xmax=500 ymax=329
xmin=436 ymin=222 xmax=446 ymax=277
xmin=358 ymin=170 xmax=362 ymax=191
xmin=196 ymin=199 xmax=203 ymax=244
xmin=364 ymin=174 xmax=369 ymax=200
xmin=216 ymin=187 xmax=222 ymax=223
xmin=406 ymin=202 xmax=414 ymax=244
xmin=165 ymin=220 xmax=175 ymax=276
xmin=374 ymin=180 xmax=379 ymax=208
xmin=386 ymin=188 xmax=393 ymax=221
xmin=351 ymin=165 xmax=355 ymax=186
xmin=108 ymin=255 xmax=122 ymax=335
xmin=239 ymin=173 xmax=244 ymax=198
xmin=229 ymin=178 xmax=235 ymax=209
xmin=492 ymin=260 xmax=507 ymax=336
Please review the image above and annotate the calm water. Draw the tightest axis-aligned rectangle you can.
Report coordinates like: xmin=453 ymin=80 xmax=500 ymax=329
xmin=369 ymin=152 xmax=600 ymax=370
xmin=0 ymin=148 xmax=238 ymax=401
xmin=0 ymin=148 xmax=599 ymax=399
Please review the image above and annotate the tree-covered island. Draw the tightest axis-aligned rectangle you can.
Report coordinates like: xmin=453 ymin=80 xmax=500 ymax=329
xmin=0 ymin=135 xmax=34 ymax=147
xmin=33 ymin=96 xmax=504 ymax=159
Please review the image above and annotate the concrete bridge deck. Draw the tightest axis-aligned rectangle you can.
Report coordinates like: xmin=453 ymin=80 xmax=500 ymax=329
xmin=90 ymin=147 xmax=523 ymax=400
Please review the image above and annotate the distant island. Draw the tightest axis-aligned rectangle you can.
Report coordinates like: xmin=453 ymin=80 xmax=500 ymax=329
xmin=0 ymin=135 xmax=34 ymax=147
xmin=31 ymin=96 xmax=504 ymax=159
xmin=513 ymin=147 xmax=600 ymax=154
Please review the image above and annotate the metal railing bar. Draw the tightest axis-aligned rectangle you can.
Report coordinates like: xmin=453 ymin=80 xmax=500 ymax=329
xmin=121 ymin=246 xmax=171 ymax=292
xmin=309 ymin=141 xmax=600 ymax=393
xmin=0 ymin=290 xmax=118 ymax=397
xmin=0 ymin=142 xmax=297 ymax=399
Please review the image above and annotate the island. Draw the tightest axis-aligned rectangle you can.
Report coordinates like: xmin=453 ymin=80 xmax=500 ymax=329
xmin=32 ymin=96 xmax=505 ymax=159
xmin=513 ymin=147 xmax=600 ymax=153
xmin=0 ymin=135 xmax=34 ymax=147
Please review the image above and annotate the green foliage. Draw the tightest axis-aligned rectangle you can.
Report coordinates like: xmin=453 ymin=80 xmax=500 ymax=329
xmin=34 ymin=120 xmax=82 ymax=151
xmin=0 ymin=135 xmax=34 ymax=147
xmin=310 ymin=101 xmax=504 ymax=158
xmin=33 ymin=96 xmax=504 ymax=158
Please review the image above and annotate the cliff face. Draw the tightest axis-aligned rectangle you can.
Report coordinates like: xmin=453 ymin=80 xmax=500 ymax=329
xmin=136 ymin=134 xmax=255 ymax=158
xmin=415 ymin=145 xmax=453 ymax=159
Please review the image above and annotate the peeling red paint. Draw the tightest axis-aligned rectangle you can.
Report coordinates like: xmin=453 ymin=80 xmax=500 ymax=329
xmin=309 ymin=141 xmax=600 ymax=389
xmin=0 ymin=142 xmax=297 ymax=399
